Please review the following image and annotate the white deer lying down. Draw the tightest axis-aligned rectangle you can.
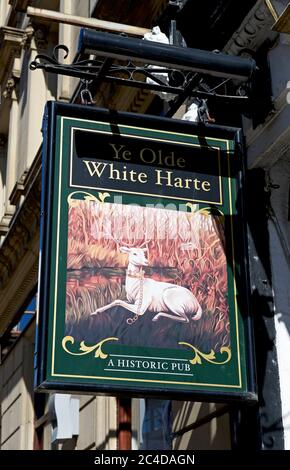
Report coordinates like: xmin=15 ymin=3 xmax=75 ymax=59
xmin=91 ymin=246 xmax=202 ymax=323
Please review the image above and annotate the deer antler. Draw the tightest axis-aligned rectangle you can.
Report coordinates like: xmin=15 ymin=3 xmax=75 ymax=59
xmin=139 ymin=239 xmax=150 ymax=248
xmin=104 ymin=226 xmax=151 ymax=251
xmin=103 ymin=227 xmax=121 ymax=250
xmin=104 ymin=228 xmax=139 ymax=250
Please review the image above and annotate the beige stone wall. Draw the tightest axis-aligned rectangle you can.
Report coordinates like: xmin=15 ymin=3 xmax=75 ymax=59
xmin=0 ymin=1 xmax=12 ymax=26
xmin=0 ymin=6 xmax=56 ymax=232
xmin=0 ymin=323 xmax=35 ymax=450
xmin=41 ymin=394 xmax=117 ymax=450
xmin=0 ymin=323 xmax=117 ymax=450
xmin=76 ymin=395 xmax=117 ymax=450
xmin=58 ymin=0 xmax=90 ymax=100
xmin=0 ymin=141 xmax=7 ymax=223
xmin=17 ymin=43 xmax=53 ymax=181
xmin=172 ymin=401 xmax=231 ymax=450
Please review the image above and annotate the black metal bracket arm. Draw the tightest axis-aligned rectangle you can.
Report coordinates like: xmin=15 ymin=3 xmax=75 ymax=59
xmin=78 ymin=29 xmax=256 ymax=81
xmin=30 ymin=29 xmax=256 ymax=118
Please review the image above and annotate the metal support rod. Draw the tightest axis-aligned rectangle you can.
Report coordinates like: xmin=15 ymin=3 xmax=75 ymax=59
xmin=117 ymin=398 xmax=132 ymax=450
xmin=78 ymin=29 xmax=256 ymax=81
xmin=27 ymin=7 xmax=150 ymax=37
xmin=165 ymin=73 xmax=200 ymax=117
xmin=30 ymin=60 xmax=185 ymax=94
xmin=92 ymin=57 xmax=114 ymax=88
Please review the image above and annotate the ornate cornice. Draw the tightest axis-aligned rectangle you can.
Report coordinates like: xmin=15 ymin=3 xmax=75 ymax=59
xmin=246 ymin=87 xmax=290 ymax=168
xmin=0 ymin=164 xmax=41 ymax=288
xmin=0 ymin=26 xmax=25 ymax=90
xmin=0 ymin=25 xmax=35 ymax=93
xmin=0 ymin=144 xmax=41 ymax=334
xmin=0 ymin=26 xmax=25 ymax=45
xmin=0 ymin=256 xmax=38 ymax=337
xmin=0 ymin=216 xmax=11 ymax=236
xmin=9 ymin=168 xmax=29 ymax=207
xmin=8 ymin=148 xmax=41 ymax=208
xmin=223 ymin=0 xmax=278 ymax=56
xmin=22 ymin=24 xmax=34 ymax=49
xmin=2 ymin=76 xmax=18 ymax=99
xmin=33 ymin=26 xmax=49 ymax=50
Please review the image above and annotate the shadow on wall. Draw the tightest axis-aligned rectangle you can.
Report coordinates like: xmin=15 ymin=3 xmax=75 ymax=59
xmin=172 ymin=401 xmax=231 ymax=450
xmin=231 ymin=168 xmax=285 ymax=450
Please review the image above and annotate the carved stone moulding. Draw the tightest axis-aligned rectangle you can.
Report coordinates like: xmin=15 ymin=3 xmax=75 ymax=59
xmin=0 ymin=26 xmax=27 ymax=86
xmin=0 ymin=215 xmax=11 ymax=237
xmin=223 ymin=0 xmax=278 ymax=56
xmin=0 ymin=257 xmax=38 ymax=337
xmin=9 ymin=168 xmax=29 ymax=207
xmin=2 ymin=77 xmax=18 ymax=99
xmin=0 ymin=170 xmax=41 ymax=289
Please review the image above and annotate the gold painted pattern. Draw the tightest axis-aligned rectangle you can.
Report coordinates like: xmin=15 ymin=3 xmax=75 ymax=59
xmin=179 ymin=342 xmax=232 ymax=365
xmin=62 ymin=336 xmax=118 ymax=359
xmin=67 ymin=191 xmax=110 ymax=205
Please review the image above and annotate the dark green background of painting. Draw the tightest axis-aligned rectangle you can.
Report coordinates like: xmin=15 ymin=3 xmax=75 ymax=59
xmin=44 ymin=115 xmax=249 ymax=395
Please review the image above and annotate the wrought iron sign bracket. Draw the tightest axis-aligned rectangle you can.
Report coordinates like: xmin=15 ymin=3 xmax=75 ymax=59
xmin=30 ymin=29 xmax=256 ymax=118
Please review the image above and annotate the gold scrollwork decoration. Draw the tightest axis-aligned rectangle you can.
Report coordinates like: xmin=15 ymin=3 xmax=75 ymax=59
xmin=67 ymin=191 xmax=110 ymax=207
xmin=178 ymin=342 xmax=231 ymax=365
xmin=185 ymin=202 xmax=199 ymax=213
xmin=62 ymin=336 xmax=118 ymax=359
xmin=186 ymin=203 xmax=224 ymax=218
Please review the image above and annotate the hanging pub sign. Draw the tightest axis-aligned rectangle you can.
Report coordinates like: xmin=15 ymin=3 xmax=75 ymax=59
xmin=35 ymin=102 xmax=257 ymax=402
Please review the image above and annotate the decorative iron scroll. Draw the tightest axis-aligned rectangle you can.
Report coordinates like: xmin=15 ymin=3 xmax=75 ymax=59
xmin=30 ymin=43 xmax=249 ymax=113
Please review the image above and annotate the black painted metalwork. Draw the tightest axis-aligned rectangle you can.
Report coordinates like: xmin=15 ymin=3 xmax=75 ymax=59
xmin=77 ymin=29 xmax=256 ymax=80
xmin=30 ymin=29 xmax=255 ymax=118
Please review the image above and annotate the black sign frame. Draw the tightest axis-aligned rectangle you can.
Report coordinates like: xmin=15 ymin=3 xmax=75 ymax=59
xmin=35 ymin=101 xmax=257 ymax=403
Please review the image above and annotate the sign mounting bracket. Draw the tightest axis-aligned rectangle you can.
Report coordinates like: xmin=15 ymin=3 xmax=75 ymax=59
xmin=30 ymin=29 xmax=256 ymax=117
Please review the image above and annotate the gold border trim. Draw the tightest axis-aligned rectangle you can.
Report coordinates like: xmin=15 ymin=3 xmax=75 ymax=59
xmin=227 ymin=139 xmax=242 ymax=387
xmin=50 ymin=116 xmax=243 ymax=390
